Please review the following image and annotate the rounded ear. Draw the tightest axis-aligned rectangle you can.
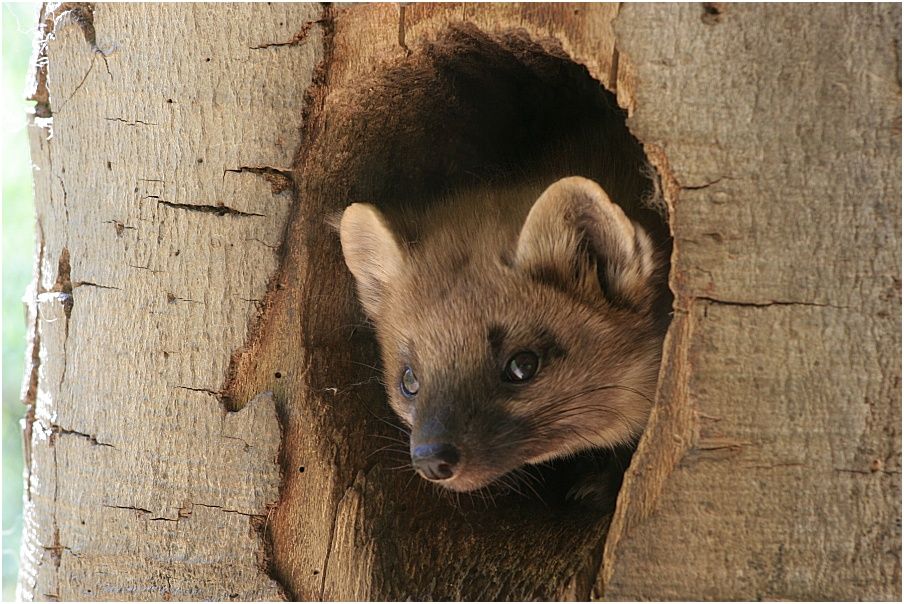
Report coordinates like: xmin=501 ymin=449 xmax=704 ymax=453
xmin=514 ymin=176 xmax=657 ymax=309
xmin=339 ymin=203 xmax=406 ymax=318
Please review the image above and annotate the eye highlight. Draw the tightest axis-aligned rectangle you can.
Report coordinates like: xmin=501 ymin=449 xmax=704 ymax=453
xmin=504 ymin=351 xmax=540 ymax=383
xmin=400 ymin=366 xmax=420 ymax=398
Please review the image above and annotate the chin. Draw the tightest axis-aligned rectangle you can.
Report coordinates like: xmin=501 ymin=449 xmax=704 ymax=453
xmin=435 ymin=475 xmax=495 ymax=493
xmin=429 ymin=465 xmax=511 ymax=493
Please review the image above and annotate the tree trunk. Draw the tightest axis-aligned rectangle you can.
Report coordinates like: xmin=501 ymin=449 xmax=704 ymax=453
xmin=18 ymin=2 xmax=900 ymax=601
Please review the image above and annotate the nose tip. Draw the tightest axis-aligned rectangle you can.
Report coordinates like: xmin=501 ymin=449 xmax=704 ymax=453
xmin=411 ymin=443 xmax=460 ymax=481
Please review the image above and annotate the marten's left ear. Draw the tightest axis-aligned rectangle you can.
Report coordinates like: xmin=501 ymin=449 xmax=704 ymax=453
xmin=515 ymin=176 xmax=658 ymax=309
xmin=339 ymin=203 xmax=406 ymax=319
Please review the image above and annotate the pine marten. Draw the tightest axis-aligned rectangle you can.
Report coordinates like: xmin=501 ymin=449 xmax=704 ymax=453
xmin=338 ymin=176 xmax=667 ymax=505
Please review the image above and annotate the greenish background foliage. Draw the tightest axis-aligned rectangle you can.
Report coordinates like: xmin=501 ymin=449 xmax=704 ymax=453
xmin=3 ymin=2 xmax=40 ymax=600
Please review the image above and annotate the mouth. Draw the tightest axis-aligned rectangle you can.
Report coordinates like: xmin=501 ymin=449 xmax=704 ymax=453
xmin=410 ymin=453 xmax=518 ymax=492
xmin=422 ymin=470 xmax=499 ymax=492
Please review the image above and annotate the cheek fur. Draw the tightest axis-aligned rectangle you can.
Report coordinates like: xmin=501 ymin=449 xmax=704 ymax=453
xmin=384 ymin=390 xmax=415 ymax=428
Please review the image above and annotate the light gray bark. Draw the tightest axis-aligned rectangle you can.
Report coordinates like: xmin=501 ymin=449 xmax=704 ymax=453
xmin=604 ymin=4 xmax=901 ymax=600
xmin=18 ymin=3 xmax=321 ymax=600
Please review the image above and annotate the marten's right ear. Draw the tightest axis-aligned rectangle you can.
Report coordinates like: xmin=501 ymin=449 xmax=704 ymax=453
xmin=339 ymin=203 xmax=406 ymax=318
xmin=515 ymin=177 xmax=657 ymax=310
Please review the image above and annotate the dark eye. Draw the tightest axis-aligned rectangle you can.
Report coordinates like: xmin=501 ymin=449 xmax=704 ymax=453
xmin=504 ymin=351 xmax=540 ymax=383
xmin=400 ymin=366 xmax=419 ymax=398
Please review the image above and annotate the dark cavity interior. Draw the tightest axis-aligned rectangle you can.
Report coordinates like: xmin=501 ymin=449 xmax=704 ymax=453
xmin=297 ymin=24 xmax=671 ymax=599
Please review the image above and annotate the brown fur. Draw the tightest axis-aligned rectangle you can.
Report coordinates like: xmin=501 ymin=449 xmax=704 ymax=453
xmin=339 ymin=176 xmax=666 ymax=493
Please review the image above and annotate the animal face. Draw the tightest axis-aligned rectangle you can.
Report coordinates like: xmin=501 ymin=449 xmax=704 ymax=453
xmin=339 ymin=177 xmax=664 ymax=492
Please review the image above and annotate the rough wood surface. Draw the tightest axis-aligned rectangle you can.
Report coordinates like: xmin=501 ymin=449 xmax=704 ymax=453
xmin=602 ymin=3 xmax=901 ymax=600
xmin=18 ymin=3 xmax=322 ymax=600
xmin=19 ymin=2 xmax=900 ymax=601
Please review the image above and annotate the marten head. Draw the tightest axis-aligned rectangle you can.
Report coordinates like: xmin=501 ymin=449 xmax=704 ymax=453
xmin=339 ymin=177 xmax=665 ymax=493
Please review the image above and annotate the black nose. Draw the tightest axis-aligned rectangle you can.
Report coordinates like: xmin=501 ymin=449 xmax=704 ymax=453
xmin=411 ymin=443 xmax=460 ymax=481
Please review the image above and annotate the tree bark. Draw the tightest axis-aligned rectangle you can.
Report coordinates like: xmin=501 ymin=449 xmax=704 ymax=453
xmin=602 ymin=4 xmax=901 ymax=600
xmin=19 ymin=2 xmax=899 ymax=601
xmin=18 ymin=3 xmax=318 ymax=600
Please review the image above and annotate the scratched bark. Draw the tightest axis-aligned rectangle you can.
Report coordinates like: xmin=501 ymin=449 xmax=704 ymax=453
xmin=19 ymin=2 xmax=900 ymax=602
xmin=18 ymin=3 xmax=322 ymax=600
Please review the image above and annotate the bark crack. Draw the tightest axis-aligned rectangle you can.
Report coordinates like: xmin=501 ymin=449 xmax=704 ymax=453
xmin=155 ymin=198 xmax=265 ymax=218
xmin=224 ymin=166 xmax=294 ymax=194
xmin=245 ymin=237 xmax=279 ymax=250
xmin=103 ymin=501 xmax=269 ymax=522
xmin=102 ymin=503 xmax=154 ymax=515
xmin=104 ymin=116 xmax=157 ymax=126
xmin=174 ymin=385 xmax=220 ymax=397
xmin=221 ymin=434 xmax=252 ymax=450
xmin=54 ymin=425 xmax=115 ymax=448
xmin=128 ymin=264 xmax=161 ymax=273
xmin=73 ymin=281 xmax=121 ymax=290
xmin=192 ymin=502 xmax=268 ymax=519
xmin=696 ymin=295 xmax=849 ymax=310
xmin=165 ymin=292 xmax=202 ymax=304
xmin=249 ymin=18 xmax=325 ymax=50
xmin=49 ymin=430 xmax=61 ymax=600
xmin=22 ymin=221 xmax=45 ymax=409
xmin=23 ymin=406 xmax=35 ymax=502
xmin=46 ymin=249 xmax=74 ymax=398
xmin=680 ymin=177 xmax=724 ymax=190
xmin=56 ymin=176 xmax=70 ymax=226
xmin=55 ymin=57 xmax=96 ymax=113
